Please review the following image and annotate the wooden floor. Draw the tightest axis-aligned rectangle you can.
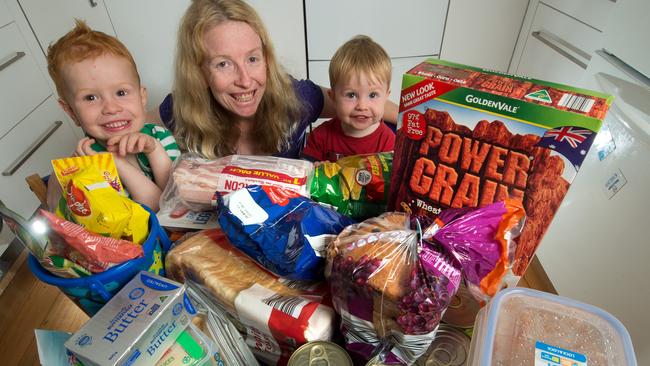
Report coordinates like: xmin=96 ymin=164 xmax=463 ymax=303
xmin=0 ymin=255 xmax=88 ymax=366
xmin=0 ymin=252 xmax=554 ymax=365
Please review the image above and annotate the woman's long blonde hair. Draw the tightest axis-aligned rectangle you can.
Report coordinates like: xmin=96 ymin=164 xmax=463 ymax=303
xmin=173 ymin=0 xmax=303 ymax=158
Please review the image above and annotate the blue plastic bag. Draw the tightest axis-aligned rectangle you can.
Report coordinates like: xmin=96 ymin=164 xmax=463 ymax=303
xmin=216 ymin=185 xmax=355 ymax=281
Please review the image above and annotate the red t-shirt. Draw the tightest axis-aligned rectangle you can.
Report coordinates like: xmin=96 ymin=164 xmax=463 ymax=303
xmin=302 ymin=118 xmax=395 ymax=161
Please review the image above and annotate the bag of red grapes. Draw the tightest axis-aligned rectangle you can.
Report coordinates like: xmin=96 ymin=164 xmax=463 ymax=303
xmin=325 ymin=200 xmax=525 ymax=365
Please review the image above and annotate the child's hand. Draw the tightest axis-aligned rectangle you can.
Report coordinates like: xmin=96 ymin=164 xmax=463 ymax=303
xmin=75 ymin=137 xmax=97 ymax=157
xmin=106 ymin=133 xmax=159 ymax=157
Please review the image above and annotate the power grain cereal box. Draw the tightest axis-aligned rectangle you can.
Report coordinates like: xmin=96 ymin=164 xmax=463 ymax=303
xmin=388 ymin=59 xmax=612 ymax=276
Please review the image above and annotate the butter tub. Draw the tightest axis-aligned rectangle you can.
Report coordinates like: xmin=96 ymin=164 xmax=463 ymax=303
xmin=65 ymin=271 xmax=194 ymax=366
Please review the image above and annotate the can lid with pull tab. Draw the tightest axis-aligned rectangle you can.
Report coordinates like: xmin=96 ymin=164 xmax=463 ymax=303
xmin=416 ymin=324 xmax=471 ymax=366
xmin=287 ymin=341 xmax=353 ymax=366
xmin=441 ymin=281 xmax=481 ymax=329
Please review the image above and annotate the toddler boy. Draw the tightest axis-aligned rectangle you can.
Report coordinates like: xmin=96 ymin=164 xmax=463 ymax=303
xmin=302 ymin=35 xmax=395 ymax=162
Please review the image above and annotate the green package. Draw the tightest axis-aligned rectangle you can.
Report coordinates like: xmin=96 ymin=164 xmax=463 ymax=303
xmin=309 ymin=152 xmax=392 ymax=220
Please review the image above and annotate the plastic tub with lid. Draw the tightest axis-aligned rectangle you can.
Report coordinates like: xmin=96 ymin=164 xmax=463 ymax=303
xmin=467 ymin=287 xmax=637 ymax=365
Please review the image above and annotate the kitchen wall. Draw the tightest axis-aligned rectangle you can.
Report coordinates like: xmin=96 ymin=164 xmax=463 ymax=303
xmin=0 ymin=0 xmax=531 ymax=259
xmin=8 ymin=0 xmax=533 ymax=111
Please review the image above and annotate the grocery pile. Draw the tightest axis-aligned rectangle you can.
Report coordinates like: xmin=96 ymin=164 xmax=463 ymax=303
xmin=2 ymin=58 xmax=638 ymax=366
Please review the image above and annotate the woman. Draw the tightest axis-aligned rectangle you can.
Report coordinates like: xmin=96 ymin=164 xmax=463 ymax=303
xmin=159 ymin=0 xmax=397 ymax=159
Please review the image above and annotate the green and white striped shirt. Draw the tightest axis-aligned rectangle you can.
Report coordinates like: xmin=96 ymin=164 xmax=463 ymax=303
xmin=90 ymin=123 xmax=180 ymax=182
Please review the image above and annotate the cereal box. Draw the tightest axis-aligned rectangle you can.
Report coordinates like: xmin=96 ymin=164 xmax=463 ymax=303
xmin=387 ymin=58 xmax=613 ymax=275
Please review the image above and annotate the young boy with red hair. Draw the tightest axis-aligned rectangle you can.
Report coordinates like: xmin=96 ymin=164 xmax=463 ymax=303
xmin=46 ymin=20 xmax=179 ymax=210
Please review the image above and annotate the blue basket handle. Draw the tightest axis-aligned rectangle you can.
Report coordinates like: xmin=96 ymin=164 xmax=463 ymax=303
xmin=141 ymin=203 xmax=172 ymax=253
xmin=157 ymin=224 xmax=172 ymax=253
xmin=88 ymin=279 xmax=112 ymax=302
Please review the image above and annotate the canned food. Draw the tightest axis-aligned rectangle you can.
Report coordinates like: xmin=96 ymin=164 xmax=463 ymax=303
xmin=441 ymin=282 xmax=481 ymax=328
xmin=416 ymin=325 xmax=470 ymax=366
xmin=288 ymin=341 xmax=353 ymax=366
xmin=365 ymin=355 xmax=390 ymax=366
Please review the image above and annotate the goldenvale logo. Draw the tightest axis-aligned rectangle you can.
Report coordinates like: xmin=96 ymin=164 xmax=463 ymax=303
xmin=525 ymin=89 xmax=552 ymax=103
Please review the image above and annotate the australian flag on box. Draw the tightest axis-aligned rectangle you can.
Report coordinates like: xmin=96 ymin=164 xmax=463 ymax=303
xmin=537 ymin=126 xmax=597 ymax=171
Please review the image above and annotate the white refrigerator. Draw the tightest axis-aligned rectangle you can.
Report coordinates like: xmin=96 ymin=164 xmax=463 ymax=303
xmin=535 ymin=0 xmax=650 ymax=363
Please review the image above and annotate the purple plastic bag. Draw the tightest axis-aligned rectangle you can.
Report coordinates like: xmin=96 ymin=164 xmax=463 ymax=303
xmin=326 ymin=200 xmax=525 ymax=364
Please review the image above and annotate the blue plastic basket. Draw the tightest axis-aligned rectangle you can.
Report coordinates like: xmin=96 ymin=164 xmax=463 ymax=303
xmin=28 ymin=205 xmax=171 ymax=316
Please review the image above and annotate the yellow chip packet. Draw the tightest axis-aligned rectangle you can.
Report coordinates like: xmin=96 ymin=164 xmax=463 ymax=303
xmin=52 ymin=155 xmax=149 ymax=244
xmin=52 ymin=154 xmax=127 ymax=196
xmin=125 ymin=199 xmax=149 ymax=244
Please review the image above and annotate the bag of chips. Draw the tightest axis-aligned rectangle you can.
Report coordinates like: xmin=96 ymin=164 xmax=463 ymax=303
xmin=51 ymin=154 xmax=149 ymax=244
xmin=310 ymin=152 xmax=392 ymax=220
xmin=0 ymin=201 xmax=90 ymax=278
xmin=39 ymin=210 xmax=144 ymax=273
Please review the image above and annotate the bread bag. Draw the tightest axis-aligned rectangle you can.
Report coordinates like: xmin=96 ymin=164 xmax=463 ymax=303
xmin=325 ymin=200 xmax=524 ymax=364
xmin=166 ymin=229 xmax=336 ymax=366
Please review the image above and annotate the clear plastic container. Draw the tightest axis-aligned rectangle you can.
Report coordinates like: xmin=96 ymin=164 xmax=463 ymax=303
xmin=467 ymin=288 xmax=637 ymax=366
xmin=155 ymin=323 xmax=212 ymax=366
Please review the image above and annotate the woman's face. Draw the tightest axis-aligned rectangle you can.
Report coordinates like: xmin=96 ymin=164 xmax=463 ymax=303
xmin=202 ymin=21 xmax=267 ymax=121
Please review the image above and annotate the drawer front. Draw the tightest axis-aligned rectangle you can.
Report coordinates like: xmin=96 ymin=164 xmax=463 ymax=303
xmin=516 ymin=39 xmax=586 ymax=86
xmin=0 ymin=96 xmax=78 ymax=218
xmin=308 ymin=55 xmax=434 ymax=106
xmin=0 ymin=23 xmax=51 ymax=138
xmin=531 ymin=3 xmax=603 ymax=58
xmin=305 ymin=0 xmax=447 ymax=60
xmin=541 ymin=0 xmax=615 ymax=31
xmin=515 ymin=2 xmax=604 ymax=84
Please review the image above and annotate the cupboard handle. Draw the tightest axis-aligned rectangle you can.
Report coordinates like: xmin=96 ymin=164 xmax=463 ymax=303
xmin=2 ymin=121 xmax=63 ymax=177
xmin=0 ymin=52 xmax=26 ymax=72
xmin=596 ymin=50 xmax=650 ymax=89
xmin=89 ymin=0 xmax=98 ymax=7
xmin=532 ymin=31 xmax=589 ymax=69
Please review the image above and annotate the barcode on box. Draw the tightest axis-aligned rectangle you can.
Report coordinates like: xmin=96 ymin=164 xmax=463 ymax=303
xmin=279 ymin=278 xmax=320 ymax=291
xmin=262 ymin=294 xmax=309 ymax=318
xmin=559 ymin=93 xmax=595 ymax=113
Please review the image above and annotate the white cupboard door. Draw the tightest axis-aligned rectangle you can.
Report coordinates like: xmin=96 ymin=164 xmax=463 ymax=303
xmin=305 ymin=0 xmax=447 ymax=60
xmin=0 ymin=96 xmax=78 ymax=218
xmin=104 ymin=0 xmax=191 ymax=110
xmin=516 ymin=3 xmax=603 ymax=85
xmin=17 ymin=0 xmax=115 ymax=54
xmin=530 ymin=3 xmax=603 ymax=59
xmin=516 ymin=37 xmax=587 ymax=86
xmin=600 ymin=0 xmax=650 ymax=79
xmin=540 ymin=0 xmax=615 ymax=31
xmin=0 ymin=23 xmax=51 ymax=138
xmin=246 ymin=0 xmax=307 ymax=79
xmin=441 ymin=0 xmax=529 ymax=72
xmin=0 ymin=1 xmax=12 ymax=27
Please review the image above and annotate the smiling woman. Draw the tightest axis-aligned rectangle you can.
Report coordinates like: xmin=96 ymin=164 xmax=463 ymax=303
xmin=162 ymin=0 xmax=397 ymax=160
xmin=166 ymin=0 xmax=321 ymax=159
xmin=201 ymin=21 xmax=267 ymax=123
